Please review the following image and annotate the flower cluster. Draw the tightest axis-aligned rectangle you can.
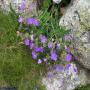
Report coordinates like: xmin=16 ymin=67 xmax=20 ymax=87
xmin=17 ymin=0 xmax=74 ymax=64
xmin=23 ymin=32 xmax=73 ymax=64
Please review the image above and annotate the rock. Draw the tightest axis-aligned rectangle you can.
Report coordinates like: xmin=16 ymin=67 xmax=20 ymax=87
xmin=59 ymin=0 xmax=90 ymax=69
xmin=0 ymin=0 xmax=37 ymax=15
xmin=53 ymin=0 xmax=62 ymax=4
xmin=0 ymin=0 xmax=21 ymax=12
xmin=42 ymin=63 xmax=90 ymax=90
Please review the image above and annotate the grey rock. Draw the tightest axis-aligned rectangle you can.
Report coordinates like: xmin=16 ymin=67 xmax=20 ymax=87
xmin=42 ymin=63 xmax=90 ymax=90
xmin=0 ymin=0 xmax=37 ymax=15
xmin=53 ymin=0 xmax=62 ymax=4
xmin=59 ymin=0 xmax=90 ymax=69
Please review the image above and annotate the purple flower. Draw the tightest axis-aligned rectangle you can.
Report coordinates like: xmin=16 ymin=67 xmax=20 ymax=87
xmin=65 ymin=63 xmax=71 ymax=69
xmin=34 ymin=47 xmax=44 ymax=53
xmin=65 ymin=54 xmax=72 ymax=62
xmin=32 ymin=51 xmax=37 ymax=59
xmin=57 ymin=65 xmax=63 ymax=71
xmin=53 ymin=65 xmax=63 ymax=71
xmin=65 ymin=63 xmax=77 ymax=73
xmin=50 ymin=50 xmax=57 ymax=61
xmin=39 ymin=47 xmax=44 ymax=52
xmin=64 ymin=34 xmax=72 ymax=41
xmin=56 ymin=43 xmax=60 ymax=49
xmin=37 ymin=59 xmax=42 ymax=64
xmin=33 ymin=19 xmax=40 ymax=26
xmin=18 ymin=16 xmax=24 ymax=23
xmin=29 ymin=4 xmax=34 ymax=12
xmin=27 ymin=17 xmax=34 ymax=25
xmin=29 ymin=3 xmax=36 ymax=12
xmin=19 ymin=0 xmax=26 ymax=11
xmin=27 ymin=17 xmax=40 ymax=26
xmin=43 ymin=58 xmax=47 ymax=62
xmin=53 ymin=65 xmax=57 ymax=70
xmin=48 ymin=42 xmax=53 ymax=48
xmin=73 ymin=68 xmax=77 ymax=72
xmin=29 ymin=42 xmax=34 ymax=49
xmin=65 ymin=45 xmax=68 ymax=50
xmin=47 ymin=72 xmax=52 ymax=79
xmin=24 ymin=38 xmax=29 ymax=45
xmin=40 ymin=35 xmax=47 ymax=44
xmin=64 ymin=45 xmax=71 ymax=53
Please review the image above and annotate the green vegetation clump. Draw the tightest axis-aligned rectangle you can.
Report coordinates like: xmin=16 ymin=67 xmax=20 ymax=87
xmin=75 ymin=84 xmax=90 ymax=90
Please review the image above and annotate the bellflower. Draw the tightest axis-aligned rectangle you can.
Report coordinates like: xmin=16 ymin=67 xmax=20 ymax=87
xmin=34 ymin=47 xmax=44 ymax=53
xmin=73 ymin=68 xmax=77 ymax=72
xmin=65 ymin=54 xmax=72 ymax=62
xmin=56 ymin=43 xmax=60 ymax=49
xmin=19 ymin=0 xmax=26 ymax=11
xmin=65 ymin=63 xmax=71 ymax=69
xmin=33 ymin=19 xmax=40 ymax=26
xmin=18 ymin=16 xmax=24 ymax=23
xmin=53 ymin=65 xmax=57 ymax=70
xmin=57 ymin=65 xmax=63 ymax=71
xmin=48 ymin=42 xmax=53 ymax=48
xmin=40 ymin=35 xmax=47 ymax=44
xmin=50 ymin=50 xmax=57 ymax=61
xmin=27 ymin=17 xmax=34 ymax=25
xmin=43 ymin=58 xmax=47 ymax=62
xmin=29 ymin=41 xmax=34 ymax=49
xmin=37 ymin=59 xmax=42 ymax=64
xmin=32 ymin=51 xmax=37 ymax=59
xmin=29 ymin=3 xmax=36 ymax=12
xmin=29 ymin=4 xmax=34 ymax=12
xmin=65 ymin=63 xmax=78 ymax=74
xmin=47 ymin=72 xmax=52 ymax=79
xmin=24 ymin=38 xmax=29 ymax=46
xmin=53 ymin=65 xmax=63 ymax=71
xmin=64 ymin=45 xmax=71 ymax=53
xmin=27 ymin=17 xmax=40 ymax=26
xmin=64 ymin=34 xmax=72 ymax=41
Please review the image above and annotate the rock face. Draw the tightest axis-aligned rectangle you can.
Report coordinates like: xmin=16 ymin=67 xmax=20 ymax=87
xmin=59 ymin=0 xmax=90 ymax=69
xmin=0 ymin=0 xmax=22 ymax=12
xmin=42 ymin=63 xmax=90 ymax=90
xmin=0 ymin=0 xmax=37 ymax=14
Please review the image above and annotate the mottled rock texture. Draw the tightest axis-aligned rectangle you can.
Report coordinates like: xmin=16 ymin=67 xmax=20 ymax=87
xmin=59 ymin=0 xmax=90 ymax=69
xmin=0 ymin=0 xmax=37 ymax=14
xmin=42 ymin=63 xmax=90 ymax=90
xmin=0 ymin=0 xmax=22 ymax=12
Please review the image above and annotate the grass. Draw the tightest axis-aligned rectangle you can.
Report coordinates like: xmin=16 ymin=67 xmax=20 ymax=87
xmin=75 ymin=84 xmax=90 ymax=90
xmin=0 ymin=11 xmax=46 ymax=90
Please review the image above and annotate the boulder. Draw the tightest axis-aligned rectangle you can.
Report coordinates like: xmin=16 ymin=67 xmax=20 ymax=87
xmin=0 ymin=0 xmax=21 ymax=12
xmin=0 ymin=0 xmax=37 ymax=15
xmin=59 ymin=0 xmax=90 ymax=69
xmin=42 ymin=63 xmax=90 ymax=90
